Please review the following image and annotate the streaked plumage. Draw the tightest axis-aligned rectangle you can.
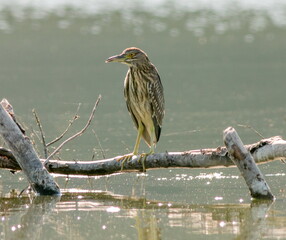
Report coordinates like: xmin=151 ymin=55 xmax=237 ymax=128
xmin=106 ymin=47 xmax=165 ymax=161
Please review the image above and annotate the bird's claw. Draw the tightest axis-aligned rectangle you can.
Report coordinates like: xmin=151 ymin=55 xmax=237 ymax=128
xmin=116 ymin=152 xmax=149 ymax=172
xmin=137 ymin=153 xmax=151 ymax=172
xmin=116 ymin=153 xmax=134 ymax=171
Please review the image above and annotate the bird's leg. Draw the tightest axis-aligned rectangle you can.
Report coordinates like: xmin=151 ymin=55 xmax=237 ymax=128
xmin=137 ymin=144 xmax=155 ymax=172
xmin=132 ymin=123 xmax=143 ymax=155
xmin=117 ymin=124 xmax=143 ymax=170
xmin=118 ymin=154 xmax=133 ymax=171
xmin=137 ymin=129 xmax=156 ymax=172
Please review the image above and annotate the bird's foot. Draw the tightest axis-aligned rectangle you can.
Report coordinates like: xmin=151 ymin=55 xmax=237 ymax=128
xmin=116 ymin=151 xmax=152 ymax=172
xmin=137 ymin=152 xmax=153 ymax=172
xmin=116 ymin=153 xmax=135 ymax=171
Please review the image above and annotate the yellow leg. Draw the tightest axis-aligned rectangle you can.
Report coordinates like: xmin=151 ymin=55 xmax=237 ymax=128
xmin=137 ymin=126 xmax=156 ymax=172
xmin=117 ymin=123 xmax=144 ymax=170
xmin=117 ymin=124 xmax=157 ymax=172
xmin=133 ymin=122 xmax=144 ymax=155
xmin=137 ymin=144 xmax=155 ymax=172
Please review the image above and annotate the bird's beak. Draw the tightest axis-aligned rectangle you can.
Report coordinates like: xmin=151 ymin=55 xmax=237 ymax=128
xmin=105 ymin=54 xmax=126 ymax=63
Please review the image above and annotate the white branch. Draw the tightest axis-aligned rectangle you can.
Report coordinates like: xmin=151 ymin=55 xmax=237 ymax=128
xmin=0 ymin=99 xmax=60 ymax=195
xmin=1 ymin=135 xmax=285 ymax=176
xmin=223 ymin=127 xmax=274 ymax=200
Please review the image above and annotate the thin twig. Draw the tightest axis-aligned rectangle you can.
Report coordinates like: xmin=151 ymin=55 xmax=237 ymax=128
xmin=44 ymin=95 xmax=101 ymax=165
xmin=237 ymin=124 xmax=264 ymax=139
xmin=32 ymin=109 xmax=48 ymax=158
xmin=18 ymin=186 xmax=30 ymax=197
xmin=29 ymin=126 xmax=43 ymax=156
xmin=92 ymin=129 xmax=106 ymax=159
xmin=121 ymin=140 xmax=130 ymax=153
xmin=164 ymin=129 xmax=201 ymax=136
xmin=47 ymin=103 xmax=81 ymax=147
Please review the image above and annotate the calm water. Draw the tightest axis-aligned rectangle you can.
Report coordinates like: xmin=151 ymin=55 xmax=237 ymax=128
xmin=0 ymin=0 xmax=286 ymax=239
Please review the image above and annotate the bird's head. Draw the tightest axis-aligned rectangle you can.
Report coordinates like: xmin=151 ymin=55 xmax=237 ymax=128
xmin=105 ymin=47 xmax=149 ymax=67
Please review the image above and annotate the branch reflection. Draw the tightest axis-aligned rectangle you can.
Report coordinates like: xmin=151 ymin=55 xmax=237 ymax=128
xmin=0 ymin=190 xmax=283 ymax=239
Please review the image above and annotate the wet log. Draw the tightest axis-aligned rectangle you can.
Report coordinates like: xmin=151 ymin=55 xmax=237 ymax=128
xmin=223 ymin=127 xmax=274 ymax=200
xmin=0 ymin=99 xmax=60 ymax=195
xmin=0 ymin=135 xmax=285 ymax=176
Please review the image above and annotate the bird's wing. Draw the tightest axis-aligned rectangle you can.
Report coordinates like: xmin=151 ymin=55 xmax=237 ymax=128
xmin=124 ymin=71 xmax=139 ymax=130
xmin=148 ymin=71 xmax=165 ymax=127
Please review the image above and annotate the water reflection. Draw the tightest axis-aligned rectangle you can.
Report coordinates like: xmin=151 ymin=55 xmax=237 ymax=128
xmin=0 ymin=191 xmax=284 ymax=239
xmin=0 ymin=195 xmax=60 ymax=240
xmin=135 ymin=210 xmax=161 ymax=240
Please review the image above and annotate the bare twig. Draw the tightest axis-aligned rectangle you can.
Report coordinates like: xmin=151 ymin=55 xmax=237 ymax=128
xmin=44 ymin=95 xmax=101 ymax=165
xmin=92 ymin=129 xmax=106 ymax=159
xmin=29 ymin=126 xmax=43 ymax=157
xmin=121 ymin=140 xmax=131 ymax=153
xmin=47 ymin=103 xmax=81 ymax=147
xmin=32 ymin=109 xmax=48 ymax=158
xmin=164 ymin=129 xmax=201 ymax=136
xmin=237 ymin=124 xmax=264 ymax=139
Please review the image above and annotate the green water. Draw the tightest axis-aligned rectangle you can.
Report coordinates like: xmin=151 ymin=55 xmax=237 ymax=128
xmin=0 ymin=1 xmax=286 ymax=239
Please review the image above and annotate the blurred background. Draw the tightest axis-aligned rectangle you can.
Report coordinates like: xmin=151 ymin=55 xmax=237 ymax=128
xmin=0 ymin=0 xmax=286 ymax=239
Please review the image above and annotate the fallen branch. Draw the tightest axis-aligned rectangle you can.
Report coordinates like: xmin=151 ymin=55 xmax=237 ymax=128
xmin=223 ymin=127 xmax=274 ymax=200
xmin=0 ymin=135 xmax=285 ymax=176
xmin=0 ymin=99 xmax=60 ymax=195
xmin=0 ymin=98 xmax=284 ymax=201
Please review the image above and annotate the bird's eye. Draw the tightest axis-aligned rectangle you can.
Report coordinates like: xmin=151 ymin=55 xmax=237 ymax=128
xmin=129 ymin=53 xmax=135 ymax=58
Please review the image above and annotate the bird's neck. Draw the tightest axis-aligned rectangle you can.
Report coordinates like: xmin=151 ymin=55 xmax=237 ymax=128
xmin=130 ymin=61 xmax=153 ymax=71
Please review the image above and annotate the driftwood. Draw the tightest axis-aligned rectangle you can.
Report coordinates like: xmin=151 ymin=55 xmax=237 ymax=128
xmin=0 ymin=98 xmax=285 ymax=199
xmin=223 ymin=127 xmax=274 ymax=200
xmin=0 ymin=135 xmax=285 ymax=176
xmin=0 ymin=99 xmax=60 ymax=195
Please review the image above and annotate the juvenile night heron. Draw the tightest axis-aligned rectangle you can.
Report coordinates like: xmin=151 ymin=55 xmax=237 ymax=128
xmin=106 ymin=47 xmax=165 ymax=167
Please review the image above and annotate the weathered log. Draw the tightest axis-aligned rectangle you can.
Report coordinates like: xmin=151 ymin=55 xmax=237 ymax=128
xmin=0 ymin=99 xmax=60 ymax=195
xmin=0 ymin=147 xmax=21 ymax=171
xmin=0 ymin=136 xmax=285 ymax=176
xmin=223 ymin=127 xmax=274 ymax=200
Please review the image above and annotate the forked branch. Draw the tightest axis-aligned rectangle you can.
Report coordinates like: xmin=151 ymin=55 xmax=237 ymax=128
xmin=44 ymin=95 xmax=101 ymax=164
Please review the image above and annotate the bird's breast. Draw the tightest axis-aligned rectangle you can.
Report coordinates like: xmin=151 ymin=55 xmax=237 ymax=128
xmin=124 ymin=69 xmax=152 ymax=120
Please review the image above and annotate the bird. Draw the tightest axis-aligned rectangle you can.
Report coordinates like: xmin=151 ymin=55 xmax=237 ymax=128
xmin=105 ymin=47 xmax=165 ymax=169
